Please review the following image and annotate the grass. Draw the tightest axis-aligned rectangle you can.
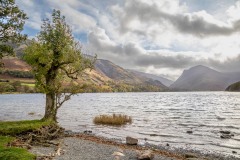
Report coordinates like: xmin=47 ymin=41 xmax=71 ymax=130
xmin=0 ymin=119 xmax=54 ymax=159
xmin=0 ymin=119 xmax=53 ymax=135
xmin=0 ymin=119 xmax=51 ymax=160
xmin=93 ymin=114 xmax=132 ymax=126
xmin=21 ymin=82 xmax=35 ymax=87
xmin=0 ymin=136 xmax=36 ymax=160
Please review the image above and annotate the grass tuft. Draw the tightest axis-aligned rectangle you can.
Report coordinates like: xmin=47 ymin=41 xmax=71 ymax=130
xmin=93 ymin=114 xmax=132 ymax=126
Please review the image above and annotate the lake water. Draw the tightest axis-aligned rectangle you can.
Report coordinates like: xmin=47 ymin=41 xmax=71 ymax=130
xmin=1 ymin=92 xmax=240 ymax=158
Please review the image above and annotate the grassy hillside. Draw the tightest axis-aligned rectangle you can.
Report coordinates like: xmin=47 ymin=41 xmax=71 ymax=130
xmin=225 ymin=81 xmax=240 ymax=91
xmin=0 ymin=57 xmax=168 ymax=93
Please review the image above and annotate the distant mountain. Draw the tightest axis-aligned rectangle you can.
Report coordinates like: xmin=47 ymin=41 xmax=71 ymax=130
xmin=94 ymin=59 xmax=168 ymax=90
xmin=226 ymin=81 xmax=240 ymax=91
xmin=170 ymin=65 xmax=240 ymax=91
xmin=128 ymin=70 xmax=173 ymax=87
xmin=95 ymin=59 xmax=141 ymax=83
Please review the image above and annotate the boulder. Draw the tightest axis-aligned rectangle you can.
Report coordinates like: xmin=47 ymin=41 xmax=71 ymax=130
xmin=126 ymin=136 xmax=138 ymax=145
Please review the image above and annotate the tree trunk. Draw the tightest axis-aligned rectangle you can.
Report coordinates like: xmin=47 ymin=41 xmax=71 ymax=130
xmin=43 ymin=92 xmax=57 ymax=121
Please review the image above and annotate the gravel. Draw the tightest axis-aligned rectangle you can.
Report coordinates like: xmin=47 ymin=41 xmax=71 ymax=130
xmin=31 ymin=137 xmax=177 ymax=160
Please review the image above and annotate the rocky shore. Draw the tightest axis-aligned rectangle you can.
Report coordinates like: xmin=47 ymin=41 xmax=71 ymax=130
xmin=29 ymin=132 xmax=240 ymax=160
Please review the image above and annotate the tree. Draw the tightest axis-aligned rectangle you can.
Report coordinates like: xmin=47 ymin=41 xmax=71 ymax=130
xmin=0 ymin=0 xmax=27 ymax=65
xmin=24 ymin=10 xmax=95 ymax=121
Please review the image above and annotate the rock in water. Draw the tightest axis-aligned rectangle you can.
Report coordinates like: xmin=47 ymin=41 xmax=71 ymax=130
xmin=126 ymin=136 xmax=138 ymax=145
xmin=186 ymin=130 xmax=193 ymax=134
xmin=137 ymin=150 xmax=154 ymax=160
xmin=220 ymin=130 xmax=231 ymax=134
xmin=220 ymin=134 xmax=232 ymax=139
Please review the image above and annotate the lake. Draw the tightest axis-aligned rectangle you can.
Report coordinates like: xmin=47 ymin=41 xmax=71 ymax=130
xmin=0 ymin=92 xmax=240 ymax=158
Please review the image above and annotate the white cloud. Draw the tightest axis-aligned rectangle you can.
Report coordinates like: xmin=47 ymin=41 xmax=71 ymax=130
xmin=15 ymin=0 xmax=240 ymax=80
xmin=227 ymin=1 xmax=240 ymax=21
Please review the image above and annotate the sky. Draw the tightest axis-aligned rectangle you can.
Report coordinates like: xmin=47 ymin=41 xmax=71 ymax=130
xmin=16 ymin=0 xmax=240 ymax=80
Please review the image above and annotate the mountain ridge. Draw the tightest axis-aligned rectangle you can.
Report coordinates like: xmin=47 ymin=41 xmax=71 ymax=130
xmin=170 ymin=65 xmax=240 ymax=91
xmin=0 ymin=57 xmax=169 ymax=92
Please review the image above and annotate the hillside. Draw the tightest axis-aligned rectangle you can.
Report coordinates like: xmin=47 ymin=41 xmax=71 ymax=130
xmin=170 ymin=65 xmax=240 ymax=91
xmin=225 ymin=81 xmax=240 ymax=91
xmin=95 ymin=59 xmax=141 ymax=83
xmin=0 ymin=57 xmax=168 ymax=92
xmin=1 ymin=57 xmax=31 ymax=71
xmin=128 ymin=69 xmax=173 ymax=87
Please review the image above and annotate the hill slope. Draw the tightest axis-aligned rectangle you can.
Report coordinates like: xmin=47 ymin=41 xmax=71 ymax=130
xmin=225 ymin=81 xmax=240 ymax=91
xmin=128 ymin=69 xmax=173 ymax=87
xmin=94 ymin=59 xmax=168 ymax=90
xmin=95 ymin=59 xmax=141 ymax=83
xmin=170 ymin=65 xmax=240 ymax=91
xmin=0 ymin=57 xmax=168 ymax=92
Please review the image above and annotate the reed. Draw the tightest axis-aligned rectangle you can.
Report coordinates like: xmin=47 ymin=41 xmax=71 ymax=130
xmin=93 ymin=114 xmax=132 ymax=126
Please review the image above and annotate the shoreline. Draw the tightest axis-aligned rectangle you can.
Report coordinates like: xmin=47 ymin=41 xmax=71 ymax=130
xmin=30 ymin=132 xmax=240 ymax=160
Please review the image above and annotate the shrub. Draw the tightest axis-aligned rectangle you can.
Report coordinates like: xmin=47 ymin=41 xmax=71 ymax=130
xmin=93 ymin=114 xmax=132 ymax=126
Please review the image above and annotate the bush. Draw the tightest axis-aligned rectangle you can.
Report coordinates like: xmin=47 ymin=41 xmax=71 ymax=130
xmin=93 ymin=114 xmax=132 ymax=126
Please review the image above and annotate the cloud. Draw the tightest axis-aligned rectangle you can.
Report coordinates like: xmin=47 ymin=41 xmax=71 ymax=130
xmin=15 ymin=0 xmax=240 ymax=80
xmin=115 ymin=0 xmax=240 ymax=37
xmin=88 ymin=26 xmax=240 ymax=80
xmin=208 ymin=54 xmax=240 ymax=72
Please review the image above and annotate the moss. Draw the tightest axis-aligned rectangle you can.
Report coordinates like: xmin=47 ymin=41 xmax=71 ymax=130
xmin=0 ymin=136 xmax=36 ymax=160
xmin=0 ymin=119 xmax=53 ymax=135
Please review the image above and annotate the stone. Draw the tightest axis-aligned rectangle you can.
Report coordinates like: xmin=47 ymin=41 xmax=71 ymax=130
xmin=137 ymin=150 xmax=154 ymax=160
xmin=83 ymin=130 xmax=92 ymax=134
xmin=126 ymin=136 xmax=138 ymax=145
xmin=184 ymin=153 xmax=197 ymax=158
xmin=64 ymin=130 xmax=78 ymax=136
xmin=220 ymin=130 xmax=231 ymax=134
xmin=186 ymin=130 xmax=193 ymax=134
xmin=220 ymin=134 xmax=232 ymax=139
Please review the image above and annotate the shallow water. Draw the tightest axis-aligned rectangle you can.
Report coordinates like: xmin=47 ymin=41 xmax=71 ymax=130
xmin=1 ymin=92 xmax=240 ymax=158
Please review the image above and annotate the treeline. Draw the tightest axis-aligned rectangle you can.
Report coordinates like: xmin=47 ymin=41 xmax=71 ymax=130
xmin=70 ymin=81 xmax=167 ymax=93
xmin=0 ymin=70 xmax=33 ymax=78
xmin=0 ymin=81 xmax=35 ymax=93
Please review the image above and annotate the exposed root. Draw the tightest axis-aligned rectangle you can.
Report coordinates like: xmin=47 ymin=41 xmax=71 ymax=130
xmin=8 ymin=123 xmax=64 ymax=148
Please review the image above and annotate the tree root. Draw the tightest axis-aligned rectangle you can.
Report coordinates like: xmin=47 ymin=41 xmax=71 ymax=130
xmin=9 ymin=123 xmax=64 ymax=148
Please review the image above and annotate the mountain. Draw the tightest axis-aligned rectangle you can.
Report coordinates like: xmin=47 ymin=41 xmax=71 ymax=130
xmin=95 ymin=59 xmax=141 ymax=83
xmin=225 ymin=81 xmax=240 ymax=91
xmin=94 ymin=59 xmax=168 ymax=90
xmin=170 ymin=65 xmax=240 ymax=91
xmin=0 ymin=57 xmax=168 ymax=92
xmin=128 ymin=70 xmax=173 ymax=87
